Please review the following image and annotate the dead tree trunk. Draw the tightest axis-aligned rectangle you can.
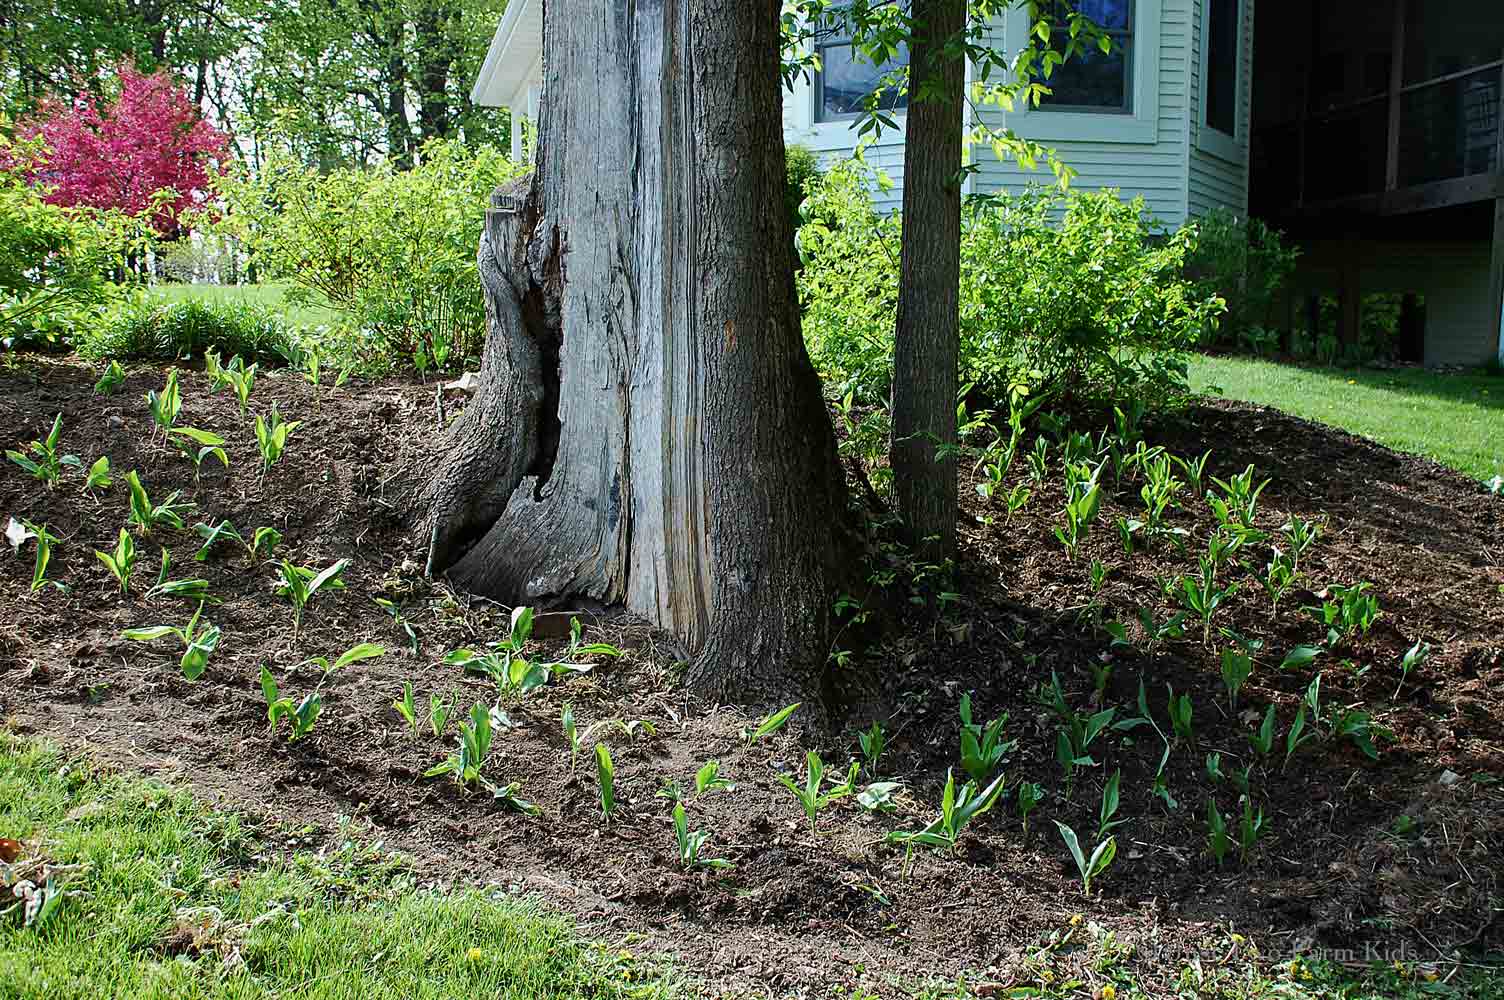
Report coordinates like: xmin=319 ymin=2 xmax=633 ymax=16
xmin=418 ymin=0 xmax=852 ymax=706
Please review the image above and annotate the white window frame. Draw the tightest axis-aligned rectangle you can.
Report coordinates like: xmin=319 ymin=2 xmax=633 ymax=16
xmin=1000 ymin=0 xmax=1161 ymax=144
xmin=784 ymin=26 xmax=909 ymax=153
xmin=813 ymin=25 xmax=911 ymax=124
xmin=1196 ymin=0 xmax=1245 ymax=163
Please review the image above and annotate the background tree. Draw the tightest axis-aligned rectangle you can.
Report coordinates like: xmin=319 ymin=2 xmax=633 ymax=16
xmin=13 ymin=62 xmax=229 ymax=240
xmin=211 ymin=0 xmax=508 ymax=167
xmin=0 ymin=0 xmax=243 ymax=117
xmin=0 ymin=0 xmax=508 ymax=168
xmin=417 ymin=0 xmax=853 ymax=707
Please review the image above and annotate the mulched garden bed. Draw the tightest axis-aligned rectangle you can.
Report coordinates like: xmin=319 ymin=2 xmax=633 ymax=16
xmin=1 ymin=355 xmax=1500 ymax=996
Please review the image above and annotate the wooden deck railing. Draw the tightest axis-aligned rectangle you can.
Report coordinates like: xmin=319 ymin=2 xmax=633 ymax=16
xmin=1253 ymin=52 xmax=1504 ymax=216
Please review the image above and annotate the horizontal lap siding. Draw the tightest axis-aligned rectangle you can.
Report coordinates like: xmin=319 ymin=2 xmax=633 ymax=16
xmin=784 ymin=114 xmax=908 ymax=213
xmin=1187 ymin=0 xmax=1253 ymax=218
xmin=780 ymin=0 xmax=1253 ymax=223
xmin=971 ymin=1 xmax=1193 ymax=229
xmin=852 ymin=139 xmax=908 ymax=214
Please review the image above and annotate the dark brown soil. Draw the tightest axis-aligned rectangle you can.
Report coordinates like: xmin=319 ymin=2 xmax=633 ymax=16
xmin=2 ymin=355 xmax=1501 ymax=996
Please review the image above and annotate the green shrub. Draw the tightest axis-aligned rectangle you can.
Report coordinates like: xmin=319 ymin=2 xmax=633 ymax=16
xmin=797 ymin=156 xmax=901 ymax=404
xmin=214 ymin=137 xmax=525 ymax=375
xmin=1186 ymin=208 xmax=1300 ymax=354
xmin=0 ymin=136 xmax=123 ymax=351
xmin=797 ymin=159 xmax=1225 ymax=405
xmin=79 ymin=291 xmax=295 ymax=363
xmin=786 ymin=143 xmax=822 ymax=248
xmin=962 ymin=188 xmax=1222 ymax=400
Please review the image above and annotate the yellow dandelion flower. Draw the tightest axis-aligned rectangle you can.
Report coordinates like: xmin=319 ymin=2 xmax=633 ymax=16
xmin=1069 ymin=913 xmax=1083 ymax=927
xmin=1101 ymin=986 xmax=1117 ymax=1000
xmin=466 ymin=947 xmax=484 ymax=962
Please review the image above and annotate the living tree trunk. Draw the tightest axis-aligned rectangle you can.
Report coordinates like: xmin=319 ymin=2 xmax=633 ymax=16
xmin=414 ymin=0 xmax=456 ymax=143
xmin=418 ymin=0 xmax=852 ymax=706
xmin=891 ymin=0 xmax=965 ymax=564
xmin=384 ymin=42 xmax=412 ymax=167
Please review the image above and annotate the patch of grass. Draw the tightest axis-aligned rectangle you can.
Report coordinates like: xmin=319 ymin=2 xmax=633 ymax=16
xmin=1190 ymin=354 xmax=1504 ymax=482
xmin=0 ymin=736 xmax=673 ymax=999
xmin=152 ymin=282 xmax=344 ymax=330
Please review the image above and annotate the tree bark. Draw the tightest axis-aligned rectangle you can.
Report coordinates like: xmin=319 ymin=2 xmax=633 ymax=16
xmin=384 ymin=42 xmax=411 ymax=167
xmin=414 ymin=1 xmax=455 ymax=143
xmin=891 ymin=0 xmax=965 ymax=564
xmin=417 ymin=0 xmax=852 ymax=707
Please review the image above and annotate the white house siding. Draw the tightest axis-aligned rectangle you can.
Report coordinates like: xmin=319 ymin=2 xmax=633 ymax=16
xmin=783 ymin=70 xmax=909 ymax=213
xmin=782 ymin=1 xmax=1207 ymax=222
xmin=972 ymin=0 xmax=1191 ymax=228
xmin=1186 ymin=0 xmax=1255 ymax=219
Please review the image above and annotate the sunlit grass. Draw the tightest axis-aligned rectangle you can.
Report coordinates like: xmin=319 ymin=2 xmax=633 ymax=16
xmin=152 ymin=282 xmax=344 ymax=330
xmin=0 ymin=737 xmax=673 ymax=1000
xmin=1189 ymin=354 xmax=1504 ymax=482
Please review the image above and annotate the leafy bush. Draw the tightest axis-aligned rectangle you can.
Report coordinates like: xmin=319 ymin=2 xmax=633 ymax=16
xmin=961 ymin=188 xmax=1223 ymax=400
xmin=1186 ymin=209 xmax=1300 ymax=354
xmin=797 ymin=156 xmax=901 ymax=403
xmin=214 ymin=137 xmax=524 ymax=374
xmin=797 ymin=159 xmax=1224 ymax=404
xmin=79 ymin=291 xmax=295 ymax=363
xmin=0 ymin=134 xmax=122 ymax=350
xmin=785 ymin=143 xmax=822 ymax=249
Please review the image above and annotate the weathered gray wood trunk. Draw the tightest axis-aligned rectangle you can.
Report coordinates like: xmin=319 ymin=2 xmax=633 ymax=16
xmin=419 ymin=0 xmax=851 ymax=704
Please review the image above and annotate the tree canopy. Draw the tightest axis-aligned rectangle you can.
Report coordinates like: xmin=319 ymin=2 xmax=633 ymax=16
xmin=0 ymin=0 xmax=509 ymax=167
xmin=9 ymin=62 xmax=228 ymax=238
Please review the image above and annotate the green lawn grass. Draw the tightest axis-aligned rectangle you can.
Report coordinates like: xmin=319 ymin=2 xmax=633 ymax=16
xmin=152 ymin=282 xmax=344 ymax=329
xmin=0 ymin=737 xmax=673 ymax=1000
xmin=1189 ymin=354 xmax=1504 ymax=483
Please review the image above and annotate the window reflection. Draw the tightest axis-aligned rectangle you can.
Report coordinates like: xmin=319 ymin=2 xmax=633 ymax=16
xmin=1036 ymin=0 xmax=1135 ymax=113
xmin=815 ymin=12 xmax=910 ymax=122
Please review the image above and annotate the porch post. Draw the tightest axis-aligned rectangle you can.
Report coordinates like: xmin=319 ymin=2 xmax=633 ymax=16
xmin=1495 ymin=53 xmax=1504 ymax=364
xmin=1385 ymin=0 xmax=1405 ymax=191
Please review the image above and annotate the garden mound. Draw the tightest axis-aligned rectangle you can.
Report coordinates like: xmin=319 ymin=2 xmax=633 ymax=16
xmin=1 ymin=356 xmax=1500 ymax=993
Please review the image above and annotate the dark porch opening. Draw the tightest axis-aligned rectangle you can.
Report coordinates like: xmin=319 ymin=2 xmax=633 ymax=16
xmin=1248 ymin=0 xmax=1504 ymax=365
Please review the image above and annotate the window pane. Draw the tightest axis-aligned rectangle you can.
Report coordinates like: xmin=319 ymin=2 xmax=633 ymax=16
xmin=1039 ymin=39 xmax=1132 ymax=111
xmin=1072 ymin=0 xmax=1132 ymax=31
xmin=1204 ymin=0 xmax=1238 ymax=135
xmin=817 ymin=42 xmax=910 ymax=120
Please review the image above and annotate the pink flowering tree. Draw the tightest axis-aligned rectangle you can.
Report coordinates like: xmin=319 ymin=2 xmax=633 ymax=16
xmin=15 ymin=64 xmax=230 ymax=241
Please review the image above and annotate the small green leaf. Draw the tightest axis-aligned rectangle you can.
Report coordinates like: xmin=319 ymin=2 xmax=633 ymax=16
xmin=168 ymin=427 xmax=226 ymax=447
xmin=1280 ymin=645 xmax=1321 ymax=670
xmin=122 ymin=626 xmax=179 ymax=642
xmin=748 ymin=702 xmax=800 ymax=744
